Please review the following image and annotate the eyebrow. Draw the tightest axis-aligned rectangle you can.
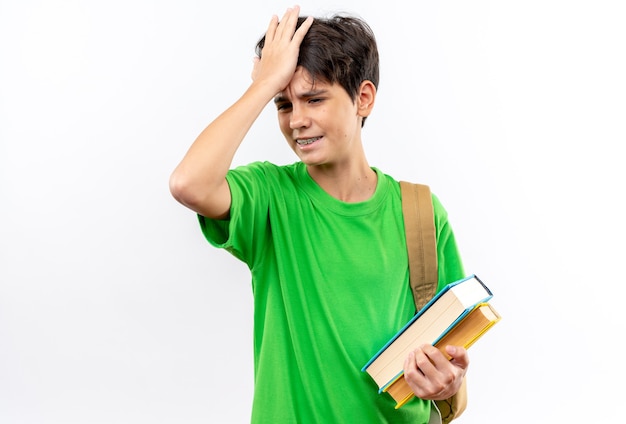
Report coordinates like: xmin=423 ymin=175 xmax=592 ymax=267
xmin=274 ymin=89 xmax=329 ymax=105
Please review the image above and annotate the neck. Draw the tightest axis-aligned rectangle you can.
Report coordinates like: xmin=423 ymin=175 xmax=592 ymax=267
xmin=307 ymin=162 xmax=378 ymax=203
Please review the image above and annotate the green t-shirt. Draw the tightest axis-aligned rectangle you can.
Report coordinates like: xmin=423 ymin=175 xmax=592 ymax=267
xmin=199 ymin=161 xmax=465 ymax=424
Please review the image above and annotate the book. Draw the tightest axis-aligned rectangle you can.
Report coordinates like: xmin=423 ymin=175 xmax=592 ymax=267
xmin=383 ymin=302 xmax=501 ymax=408
xmin=361 ymin=275 xmax=493 ymax=391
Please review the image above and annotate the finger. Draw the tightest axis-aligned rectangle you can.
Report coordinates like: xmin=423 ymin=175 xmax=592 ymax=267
xmin=404 ymin=350 xmax=439 ymax=398
xmin=292 ymin=15 xmax=314 ymax=44
xmin=421 ymin=344 xmax=450 ymax=367
xmin=264 ymin=14 xmax=279 ymax=43
xmin=403 ymin=351 xmax=427 ymax=388
xmin=403 ymin=351 xmax=421 ymax=376
xmin=275 ymin=6 xmax=299 ymax=39
xmin=445 ymin=345 xmax=470 ymax=369
xmin=412 ymin=345 xmax=438 ymax=374
xmin=251 ymin=56 xmax=260 ymax=81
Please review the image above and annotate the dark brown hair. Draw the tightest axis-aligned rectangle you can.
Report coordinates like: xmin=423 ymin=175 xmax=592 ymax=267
xmin=255 ymin=15 xmax=380 ymax=125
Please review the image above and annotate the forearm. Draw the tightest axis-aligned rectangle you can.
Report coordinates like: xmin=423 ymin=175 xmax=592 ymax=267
xmin=169 ymin=80 xmax=276 ymax=217
xmin=170 ymin=7 xmax=312 ymax=218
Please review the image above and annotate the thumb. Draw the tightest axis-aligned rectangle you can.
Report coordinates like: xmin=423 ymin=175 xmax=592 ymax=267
xmin=445 ymin=345 xmax=469 ymax=369
xmin=251 ymin=56 xmax=261 ymax=81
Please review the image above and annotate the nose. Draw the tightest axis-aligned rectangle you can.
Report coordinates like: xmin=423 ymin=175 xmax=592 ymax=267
xmin=289 ymin=104 xmax=310 ymax=129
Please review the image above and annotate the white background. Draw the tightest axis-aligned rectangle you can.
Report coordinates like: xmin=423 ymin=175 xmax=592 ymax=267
xmin=1 ymin=1 xmax=624 ymax=423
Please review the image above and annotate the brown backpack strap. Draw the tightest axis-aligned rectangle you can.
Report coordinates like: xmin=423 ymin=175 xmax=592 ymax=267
xmin=401 ymin=181 xmax=467 ymax=423
xmin=400 ymin=181 xmax=438 ymax=311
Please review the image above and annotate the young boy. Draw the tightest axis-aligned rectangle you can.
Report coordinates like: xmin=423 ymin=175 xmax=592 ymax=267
xmin=170 ymin=6 xmax=469 ymax=423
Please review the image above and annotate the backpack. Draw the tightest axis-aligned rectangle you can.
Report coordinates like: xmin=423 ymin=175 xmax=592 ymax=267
xmin=400 ymin=181 xmax=468 ymax=424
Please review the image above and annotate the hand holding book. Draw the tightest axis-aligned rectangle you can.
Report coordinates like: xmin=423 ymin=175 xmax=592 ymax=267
xmin=362 ymin=275 xmax=501 ymax=409
xmin=403 ymin=343 xmax=468 ymax=401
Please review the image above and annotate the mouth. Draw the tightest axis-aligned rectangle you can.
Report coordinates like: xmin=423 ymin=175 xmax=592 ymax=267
xmin=296 ymin=136 xmax=322 ymax=146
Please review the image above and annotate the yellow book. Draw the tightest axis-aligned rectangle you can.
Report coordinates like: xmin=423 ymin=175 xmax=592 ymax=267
xmin=383 ymin=302 xmax=501 ymax=409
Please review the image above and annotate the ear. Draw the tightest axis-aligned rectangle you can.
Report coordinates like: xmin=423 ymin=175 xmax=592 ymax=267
xmin=357 ymin=80 xmax=376 ymax=118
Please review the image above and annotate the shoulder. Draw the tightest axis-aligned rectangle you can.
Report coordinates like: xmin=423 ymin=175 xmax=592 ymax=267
xmin=383 ymin=172 xmax=450 ymax=223
xmin=229 ymin=160 xmax=294 ymax=175
xmin=430 ymin=192 xmax=449 ymax=219
xmin=227 ymin=161 xmax=301 ymax=185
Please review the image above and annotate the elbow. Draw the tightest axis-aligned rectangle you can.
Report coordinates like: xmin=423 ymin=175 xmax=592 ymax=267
xmin=169 ymin=166 xmax=230 ymax=219
xmin=169 ymin=169 xmax=199 ymax=208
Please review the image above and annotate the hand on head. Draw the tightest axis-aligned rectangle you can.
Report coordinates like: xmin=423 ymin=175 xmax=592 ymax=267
xmin=251 ymin=6 xmax=313 ymax=94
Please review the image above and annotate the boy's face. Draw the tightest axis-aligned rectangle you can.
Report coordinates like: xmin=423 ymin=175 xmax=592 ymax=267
xmin=274 ymin=67 xmax=367 ymax=168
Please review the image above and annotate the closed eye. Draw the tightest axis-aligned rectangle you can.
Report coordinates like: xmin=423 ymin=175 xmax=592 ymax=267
xmin=276 ymin=102 xmax=292 ymax=111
